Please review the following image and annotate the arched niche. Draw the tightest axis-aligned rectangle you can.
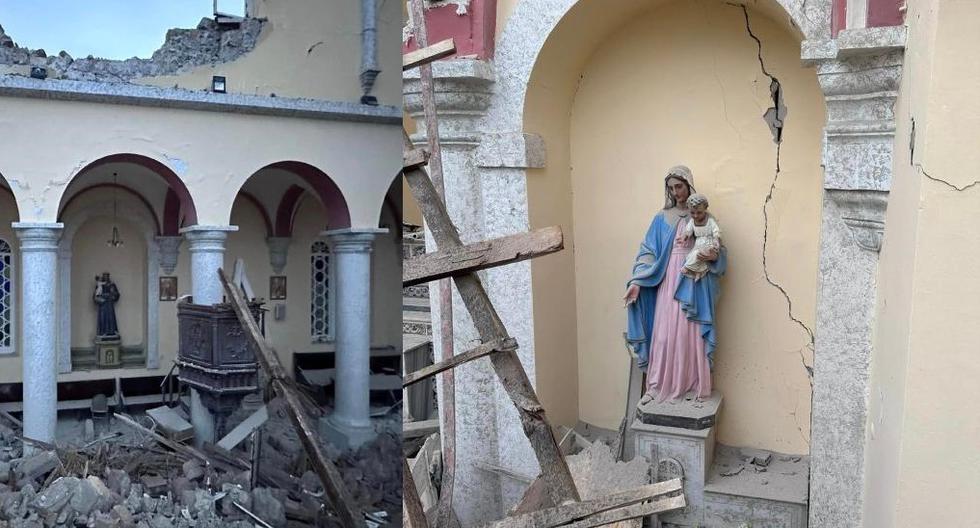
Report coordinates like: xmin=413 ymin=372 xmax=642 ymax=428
xmin=58 ymin=198 xmax=160 ymax=373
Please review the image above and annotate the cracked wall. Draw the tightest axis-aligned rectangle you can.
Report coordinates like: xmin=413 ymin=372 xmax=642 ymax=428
xmin=527 ymin=0 xmax=824 ymax=454
xmin=866 ymin=0 xmax=980 ymax=525
xmin=0 ymin=0 xmax=403 ymax=105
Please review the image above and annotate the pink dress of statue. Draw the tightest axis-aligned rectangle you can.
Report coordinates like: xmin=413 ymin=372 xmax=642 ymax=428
xmin=644 ymin=220 xmax=712 ymax=401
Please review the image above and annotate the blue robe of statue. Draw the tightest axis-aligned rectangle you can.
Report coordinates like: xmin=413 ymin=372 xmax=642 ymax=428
xmin=625 ymin=212 xmax=727 ymax=369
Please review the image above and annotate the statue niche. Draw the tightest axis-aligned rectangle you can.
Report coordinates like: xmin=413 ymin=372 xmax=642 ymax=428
xmin=94 ymin=272 xmax=122 ymax=368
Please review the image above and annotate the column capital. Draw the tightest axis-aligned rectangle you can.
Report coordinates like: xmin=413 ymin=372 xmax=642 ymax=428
xmin=12 ymin=222 xmax=63 ymax=250
xmin=155 ymin=235 xmax=185 ymax=275
xmin=180 ymin=225 xmax=237 ymax=249
xmin=321 ymin=228 xmax=387 ymax=253
xmin=266 ymin=236 xmax=291 ymax=274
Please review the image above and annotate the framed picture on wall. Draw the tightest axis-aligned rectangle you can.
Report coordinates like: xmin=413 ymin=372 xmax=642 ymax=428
xmin=159 ymin=276 xmax=178 ymax=301
xmin=270 ymin=276 xmax=287 ymax=300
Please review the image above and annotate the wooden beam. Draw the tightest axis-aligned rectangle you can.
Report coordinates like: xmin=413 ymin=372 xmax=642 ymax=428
xmin=218 ymin=269 xmax=364 ymax=528
xmin=403 ymin=38 xmax=457 ymax=70
xmin=403 ymin=337 xmax=517 ymax=387
xmin=509 ymin=476 xmax=552 ymax=516
xmin=403 ymin=419 xmax=440 ymax=440
xmin=483 ymin=480 xmax=682 ymax=528
xmin=404 ymin=148 xmax=429 ymax=171
xmin=403 ymin=149 xmax=580 ymax=506
xmin=403 ymin=458 xmax=430 ymax=528
xmin=403 ymin=227 xmax=563 ymax=287
xmin=406 ymin=6 xmax=458 ymax=524
xmin=558 ymin=496 xmax=686 ymax=528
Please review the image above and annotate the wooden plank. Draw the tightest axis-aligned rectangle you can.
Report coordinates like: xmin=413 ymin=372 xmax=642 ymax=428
xmin=216 ymin=405 xmax=269 ymax=451
xmin=482 ymin=480 xmax=682 ymax=528
xmin=403 ymin=457 xmax=430 ymax=528
xmin=404 ymin=156 xmax=581 ymax=506
xmin=404 ymin=148 xmax=429 ymax=171
xmin=405 ymin=4 xmax=459 ymax=525
xmin=613 ymin=354 xmax=643 ymax=462
xmin=509 ymin=476 xmax=552 ymax=516
xmin=218 ymin=269 xmax=364 ymax=528
xmin=558 ymin=496 xmax=686 ymax=528
xmin=403 ymin=337 xmax=517 ymax=387
xmin=403 ymin=38 xmax=457 ymax=70
xmin=403 ymin=227 xmax=564 ymax=287
xmin=403 ymin=419 xmax=440 ymax=440
xmin=146 ymin=405 xmax=194 ymax=443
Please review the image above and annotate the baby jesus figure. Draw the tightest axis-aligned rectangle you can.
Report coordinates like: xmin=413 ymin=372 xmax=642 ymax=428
xmin=676 ymin=193 xmax=721 ymax=281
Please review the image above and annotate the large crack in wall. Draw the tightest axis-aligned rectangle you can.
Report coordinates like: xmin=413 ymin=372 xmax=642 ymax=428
xmin=0 ymin=17 xmax=264 ymax=83
xmin=732 ymin=4 xmax=816 ymax=398
xmin=910 ymin=117 xmax=980 ymax=191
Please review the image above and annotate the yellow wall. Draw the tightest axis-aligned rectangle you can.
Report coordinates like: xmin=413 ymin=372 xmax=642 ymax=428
xmin=866 ymin=0 xmax=980 ymax=524
xmin=0 ymin=98 xmax=398 ymax=229
xmin=139 ymin=0 xmax=402 ymax=106
xmin=70 ymin=218 xmax=146 ymax=348
xmin=527 ymin=0 xmax=823 ymax=452
xmin=0 ymin=185 xmax=400 ymax=385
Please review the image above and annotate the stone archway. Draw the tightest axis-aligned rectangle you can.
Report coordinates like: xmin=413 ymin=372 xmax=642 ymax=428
xmin=405 ymin=0 xmax=905 ymax=525
xmin=59 ymin=199 xmax=160 ymax=373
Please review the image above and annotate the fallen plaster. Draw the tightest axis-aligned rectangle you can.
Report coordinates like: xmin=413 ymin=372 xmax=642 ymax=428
xmin=0 ymin=17 xmax=265 ymax=83
xmin=733 ymin=3 xmax=816 ymax=385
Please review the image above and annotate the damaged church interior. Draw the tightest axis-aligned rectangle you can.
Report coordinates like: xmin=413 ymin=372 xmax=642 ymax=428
xmin=0 ymin=1 xmax=403 ymax=526
xmin=402 ymin=0 xmax=980 ymax=527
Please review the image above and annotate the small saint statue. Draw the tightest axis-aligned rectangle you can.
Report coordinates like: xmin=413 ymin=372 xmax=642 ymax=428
xmin=94 ymin=272 xmax=120 ymax=338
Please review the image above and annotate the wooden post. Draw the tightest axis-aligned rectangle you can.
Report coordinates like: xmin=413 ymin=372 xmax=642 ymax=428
xmin=407 ymin=0 xmax=459 ymax=524
xmin=403 ymin=136 xmax=581 ymax=506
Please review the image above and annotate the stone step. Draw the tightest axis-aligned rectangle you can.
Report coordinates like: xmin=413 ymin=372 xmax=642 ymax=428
xmin=700 ymin=445 xmax=809 ymax=528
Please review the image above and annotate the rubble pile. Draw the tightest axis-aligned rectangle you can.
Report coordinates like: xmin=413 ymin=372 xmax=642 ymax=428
xmin=256 ymin=399 xmax=402 ymax=522
xmin=0 ymin=18 xmax=264 ymax=82
xmin=0 ymin=399 xmax=400 ymax=528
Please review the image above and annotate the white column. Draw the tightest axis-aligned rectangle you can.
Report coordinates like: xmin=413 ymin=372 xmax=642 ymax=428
xmin=13 ymin=222 xmax=63 ymax=445
xmin=321 ymin=228 xmax=386 ymax=449
xmin=180 ymin=225 xmax=237 ymax=446
xmin=180 ymin=226 xmax=237 ymax=305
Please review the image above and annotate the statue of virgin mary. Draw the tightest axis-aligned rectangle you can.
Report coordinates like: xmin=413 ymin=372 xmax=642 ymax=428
xmin=624 ymin=166 xmax=727 ymax=402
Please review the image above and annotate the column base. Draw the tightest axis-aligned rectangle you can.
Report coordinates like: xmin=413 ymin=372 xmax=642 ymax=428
xmin=320 ymin=415 xmax=376 ymax=450
xmin=190 ymin=389 xmax=216 ymax=447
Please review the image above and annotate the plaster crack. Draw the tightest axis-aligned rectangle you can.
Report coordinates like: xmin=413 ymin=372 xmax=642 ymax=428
xmin=917 ymin=165 xmax=980 ymax=192
xmin=307 ymin=41 xmax=324 ymax=55
xmin=910 ymin=116 xmax=980 ymax=191
xmin=734 ymin=2 xmax=815 ymax=383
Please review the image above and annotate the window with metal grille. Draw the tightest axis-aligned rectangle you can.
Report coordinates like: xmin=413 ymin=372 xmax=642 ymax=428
xmin=310 ymin=240 xmax=332 ymax=343
xmin=0 ymin=239 xmax=12 ymax=354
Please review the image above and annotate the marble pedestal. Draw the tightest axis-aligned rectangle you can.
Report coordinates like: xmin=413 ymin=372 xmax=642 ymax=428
xmin=95 ymin=336 xmax=122 ymax=368
xmin=633 ymin=392 xmax=721 ymax=526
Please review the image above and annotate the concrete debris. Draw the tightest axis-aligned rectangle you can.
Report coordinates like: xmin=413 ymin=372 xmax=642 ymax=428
xmin=0 ymin=17 xmax=265 ymax=83
xmin=720 ymin=465 xmax=746 ymax=477
xmin=565 ymin=440 xmax=649 ymax=499
xmin=0 ymin=400 xmax=401 ymax=528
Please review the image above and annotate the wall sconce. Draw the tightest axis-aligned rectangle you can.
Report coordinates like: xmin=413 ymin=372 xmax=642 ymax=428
xmin=212 ymin=76 xmax=227 ymax=93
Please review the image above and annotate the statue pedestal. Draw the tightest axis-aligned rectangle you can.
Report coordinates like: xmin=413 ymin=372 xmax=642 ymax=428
xmin=95 ymin=336 xmax=122 ymax=368
xmin=632 ymin=391 xmax=722 ymax=526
